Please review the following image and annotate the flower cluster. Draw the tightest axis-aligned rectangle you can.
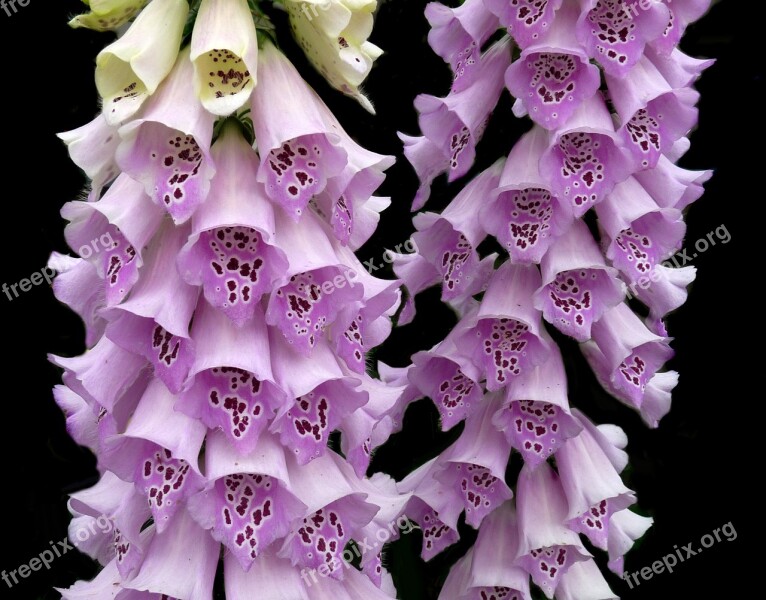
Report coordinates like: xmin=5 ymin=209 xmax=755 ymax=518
xmin=53 ymin=1 xmax=411 ymax=597
xmin=394 ymin=0 xmax=712 ymax=596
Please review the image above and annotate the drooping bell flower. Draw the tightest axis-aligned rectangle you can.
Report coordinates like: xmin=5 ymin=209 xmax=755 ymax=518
xmin=69 ymin=0 xmax=149 ymax=32
xmin=393 ymin=159 xmax=503 ymax=312
xmin=480 ymin=127 xmax=573 ymax=264
xmin=177 ymin=121 xmax=288 ymax=325
xmin=283 ymin=0 xmax=382 ymax=111
xmin=596 ymin=176 xmax=694 ymax=318
xmin=451 ymin=502 xmax=533 ymax=600
xmin=575 ymin=0 xmax=670 ymax=77
xmin=116 ymin=48 xmax=217 ymax=224
xmin=504 ymin=2 xmax=601 ymax=130
xmin=95 ymin=0 xmax=189 ymax=124
xmin=57 ymin=113 xmax=120 ymax=195
xmin=408 ymin=321 xmax=485 ymax=430
xmin=515 ymin=462 xmax=591 ymax=598
xmin=539 ymin=94 xmax=635 ymax=218
xmin=555 ymin=417 xmax=635 ymax=550
xmin=606 ymin=55 xmax=700 ymax=171
xmin=533 ymin=219 xmax=624 ymax=340
xmin=414 ymin=36 xmax=512 ymax=182
xmin=492 ymin=341 xmax=582 ymax=467
xmin=485 ymin=0 xmax=564 ymax=50
xmin=582 ymin=303 xmax=675 ymax=413
xmin=453 ymin=262 xmax=551 ymax=392
xmin=251 ymin=41 xmax=349 ymax=219
xmin=425 ymin=0 xmax=501 ymax=92
xmin=434 ymin=392 xmax=513 ymax=528
xmin=190 ymin=0 xmax=259 ymax=116
xmin=61 ymin=174 xmax=165 ymax=307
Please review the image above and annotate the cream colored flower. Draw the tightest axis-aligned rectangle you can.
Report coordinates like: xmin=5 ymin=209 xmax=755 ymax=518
xmin=284 ymin=0 xmax=382 ymax=113
xmin=69 ymin=0 xmax=148 ymax=32
xmin=190 ymin=0 xmax=259 ymax=116
xmin=95 ymin=0 xmax=189 ymax=125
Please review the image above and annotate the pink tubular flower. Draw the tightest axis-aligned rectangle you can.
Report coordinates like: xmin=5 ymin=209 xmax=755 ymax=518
xmin=539 ymin=94 xmax=635 ymax=218
xmin=55 ymin=3 xmax=407 ymax=597
xmin=480 ymin=127 xmax=573 ymax=264
xmin=251 ymin=42 xmax=348 ymax=220
xmin=492 ymin=343 xmax=582 ymax=467
xmin=504 ymin=3 xmax=601 ymax=130
xmin=392 ymin=159 xmax=503 ymax=315
xmin=516 ymin=462 xmax=591 ymax=598
xmin=412 ymin=36 xmax=512 ymax=186
xmin=534 ymin=219 xmax=625 ymax=341
xmin=116 ymin=48 xmax=217 ymax=224
xmin=485 ymin=0 xmax=564 ymax=50
xmin=397 ymin=0 xmax=712 ymax=596
xmin=425 ymin=0 xmax=501 ymax=92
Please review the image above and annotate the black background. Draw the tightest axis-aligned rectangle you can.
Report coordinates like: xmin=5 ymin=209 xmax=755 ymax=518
xmin=0 ymin=0 xmax=757 ymax=598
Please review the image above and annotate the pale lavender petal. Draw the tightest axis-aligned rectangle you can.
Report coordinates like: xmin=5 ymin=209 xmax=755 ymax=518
xmin=58 ymin=113 xmax=120 ymax=193
xmin=464 ymin=503 xmax=532 ymax=599
xmin=516 ymin=462 xmax=590 ymax=598
xmin=273 ymin=378 xmax=366 ymax=466
xmin=584 ymin=303 xmax=674 ymax=408
xmin=124 ymin=509 xmax=218 ymax=600
xmin=196 ymin=471 xmax=303 ymax=570
xmin=106 ymin=219 xmax=199 ymax=338
xmin=108 ymin=313 xmax=195 ymax=395
xmin=53 ymin=385 xmax=100 ymax=453
xmin=634 ymin=153 xmax=712 ymax=210
xmin=493 ymin=344 xmax=582 ymax=466
xmin=224 ymin=551 xmax=309 ymax=600
xmin=607 ymin=509 xmax=653 ymax=575
xmin=651 ymin=0 xmax=713 ymax=55
xmin=534 ymin=220 xmax=624 ymax=341
xmin=556 ymin=423 xmax=635 ymax=550
xmin=645 ymin=44 xmax=715 ymax=88
xmin=456 ymin=262 xmax=550 ymax=390
xmin=556 ymin=560 xmax=618 ymax=600
xmin=436 ymin=393 xmax=513 ymax=528
xmin=607 ymin=56 xmax=699 ymax=170
xmin=50 ymin=335 xmax=146 ymax=414
xmin=640 ymin=369 xmax=678 ymax=428
xmin=413 ymin=160 xmax=503 ymax=301
xmin=62 ymin=174 xmax=164 ymax=306
xmin=390 ymin=250 xmax=441 ymax=325
xmin=407 ymin=496 xmax=461 ymax=561
xmin=415 ymin=37 xmax=512 ymax=182
xmin=426 ymin=0 xmax=501 ymax=92
xmin=485 ymin=0 xmax=564 ymax=49
xmin=539 ymin=95 xmax=635 ymax=217
xmin=409 ymin=325 xmax=484 ymax=430
xmin=481 ymin=127 xmax=573 ymax=264
xmin=576 ymin=0 xmax=669 ymax=77
xmin=48 ymin=253 xmax=106 ymax=347
xmin=117 ymin=48 xmax=216 ymax=224
xmin=252 ymin=43 xmax=347 ymax=219
xmin=505 ymin=4 xmax=600 ymax=130
xmin=399 ymin=132 xmax=450 ymax=211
